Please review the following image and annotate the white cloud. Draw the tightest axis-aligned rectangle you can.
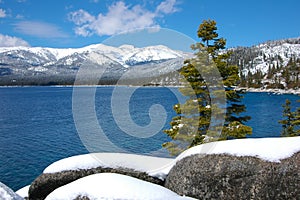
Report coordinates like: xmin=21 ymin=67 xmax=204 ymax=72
xmin=14 ymin=21 xmax=69 ymax=38
xmin=69 ymin=9 xmax=95 ymax=26
xmin=0 ymin=34 xmax=30 ymax=47
xmin=0 ymin=8 xmax=6 ymax=18
xmin=156 ymin=0 xmax=178 ymax=14
xmin=68 ymin=0 xmax=179 ymax=37
xmin=16 ymin=14 xmax=24 ymax=19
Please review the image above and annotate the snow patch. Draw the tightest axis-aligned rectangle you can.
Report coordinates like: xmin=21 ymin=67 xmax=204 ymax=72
xmin=43 ymin=153 xmax=174 ymax=180
xmin=43 ymin=154 xmax=104 ymax=173
xmin=15 ymin=185 xmax=30 ymax=198
xmin=45 ymin=173 xmax=196 ymax=200
xmin=28 ymin=66 xmax=48 ymax=72
xmin=176 ymin=136 xmax=300 ymax=163
xmin=0 ymin=187 xmax=13 ymax=200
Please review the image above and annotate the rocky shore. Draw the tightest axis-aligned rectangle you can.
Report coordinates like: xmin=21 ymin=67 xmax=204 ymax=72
xmin=236 ymin=87 xmax=300 ymax=95
xmin=1 ymin=137 xmax=300 ymax=199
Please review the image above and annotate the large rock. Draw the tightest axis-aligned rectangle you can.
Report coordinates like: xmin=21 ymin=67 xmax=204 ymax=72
xmin=165 ymin=152 xmax=300 ymax=199
xmin=0 ymin=182 xmax=23 ymax=200
xmin=29 ymin=167 xmax=164 ymax=200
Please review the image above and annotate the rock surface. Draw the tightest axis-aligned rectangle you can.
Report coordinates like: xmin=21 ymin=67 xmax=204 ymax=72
xmin=0 ymin=182 xmax=23 ymax=200
xmin=165 ymin=152 xmax=300 ymax=199
xmin=29 ymin=166 xmax=164 ymax=200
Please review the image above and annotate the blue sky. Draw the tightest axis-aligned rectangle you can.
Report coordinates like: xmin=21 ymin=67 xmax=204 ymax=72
xmin=0 ymin=0 xmax=299 ymax=49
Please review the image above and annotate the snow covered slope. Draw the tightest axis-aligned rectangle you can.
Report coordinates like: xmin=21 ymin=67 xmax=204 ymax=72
xmin=229 ymin=37 xmax=300 ymax=89
xmin=230 ymin=37 xmax=300 ymax=75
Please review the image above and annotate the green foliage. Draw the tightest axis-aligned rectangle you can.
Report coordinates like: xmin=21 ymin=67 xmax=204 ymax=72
xmin=163 ymin=19 xmax=252 ymax=156
xmin=294 ymin=99 xmax=300 ymax=130
xmin=197 ymin=19 xmax=218 ymax=46
xmin=279 ymin=99 xmax=300 ymax=136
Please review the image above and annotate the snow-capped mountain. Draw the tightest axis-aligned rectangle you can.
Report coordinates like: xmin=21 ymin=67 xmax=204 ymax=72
xmin=0 ymin=44 xmax=191 ymax=85
xmin=1 ymin=37 xmax=299 ymax=87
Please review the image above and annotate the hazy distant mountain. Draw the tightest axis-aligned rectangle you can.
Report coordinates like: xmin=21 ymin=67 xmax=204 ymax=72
xmin=0 ymin=44 xmax=191 ymax=86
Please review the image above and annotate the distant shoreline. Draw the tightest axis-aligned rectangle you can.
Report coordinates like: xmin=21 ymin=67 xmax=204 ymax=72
xmin=236 ymin=87 xmax=300 ymax=95
xmin=1 ymin=85 xmax=299 ymax=95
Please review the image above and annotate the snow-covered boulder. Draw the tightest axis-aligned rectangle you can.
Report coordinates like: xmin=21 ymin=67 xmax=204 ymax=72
xmin=45 ymin=173 xmax=196 ymax=200
xmin=28 ymin=137 xmax=300 ymax=199
xmin=29 ymin=153 xmax=173 ymax=199
xmin=29 ymin=167 xmax=165 ymax=200
xmin=0 ymin=182 xmax=23 ymax=200
xmin=165 ymin=137 xmax=300 ymax=199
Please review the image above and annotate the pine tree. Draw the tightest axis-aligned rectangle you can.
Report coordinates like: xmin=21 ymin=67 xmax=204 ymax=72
xmin=279 ymin=99 xmax=298 ymax=136
xmin=163 ymin=20 xmax=252 ymax=156
xmin=292 ymin=99 xmax=300 ymax=135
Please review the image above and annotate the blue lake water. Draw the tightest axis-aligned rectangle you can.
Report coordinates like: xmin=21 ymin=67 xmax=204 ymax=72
xmin=0 ymin=86 xmax=299 ymax=191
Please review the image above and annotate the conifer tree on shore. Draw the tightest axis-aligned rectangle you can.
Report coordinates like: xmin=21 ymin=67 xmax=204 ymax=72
xmin=163 ymin=20 xmax=252 ymax=156
xmin=279 ymin=99 xmax=300 ymax=136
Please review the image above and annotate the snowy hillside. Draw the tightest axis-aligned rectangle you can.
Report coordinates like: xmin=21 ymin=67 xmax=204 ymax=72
xmin=230 ymin=37 xmax=300 ymax=89
xmin=231 ymin=39 xmax=300 ymax=75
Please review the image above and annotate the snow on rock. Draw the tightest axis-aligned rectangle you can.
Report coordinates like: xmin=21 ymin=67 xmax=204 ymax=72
xmin=15 ymin=185 xmax=30 ymax=198
xmin=43 ymin=154 xmax=104 ymax=173
xmin=0 ymin=187 xmax=13 ymax=200
xmin=176 ymin=136 xmax=300 ymax=163
xmin=43 ymin=153 xmax=174 ymax=180
xmin=43 ymin=137 xmax=300 ymax=183
xmin=0 ymin=182 xmax=23 ymax=200
xmin=31 ymin=137 xmax=300 ymax=199
xmin=45 ymin=173 xmax=196 ymax=200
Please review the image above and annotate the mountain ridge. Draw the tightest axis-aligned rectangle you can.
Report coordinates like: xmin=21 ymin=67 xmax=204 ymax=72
xmin=0 ymin=44 xmax=190 ymax=85
xmin=0 ymin=37 xmax=299 ymax=88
